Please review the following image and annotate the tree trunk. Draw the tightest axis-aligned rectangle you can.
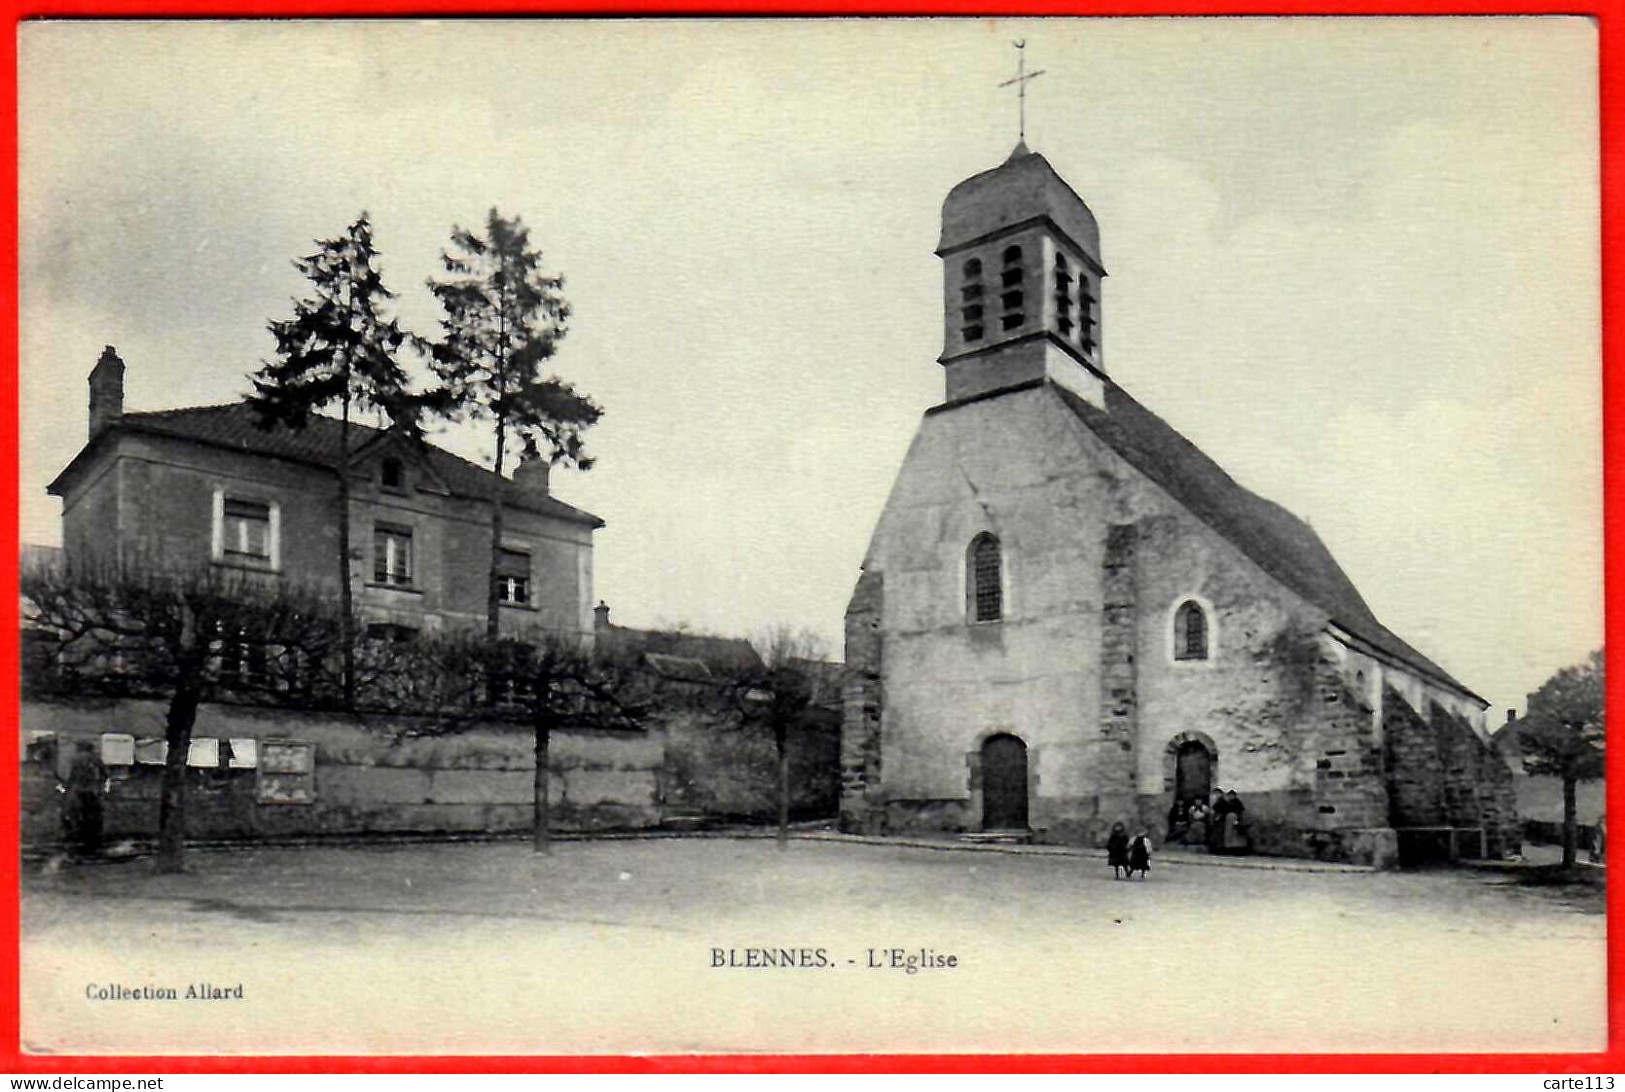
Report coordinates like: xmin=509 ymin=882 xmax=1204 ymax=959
xmin=534 ymin=719 xmax=552 ymax=855
xmin=487 ymin=413 xmax=507 ymax=640
xmin=338 ymin=387 xmax=356 ymax=708
xmin=156 ymin=680 xmax=203 ymax=874
xmin=776 ymin=725 xmax=790 ymax=852
xmin=1563 ymin=774 xmax=1578 ymax=869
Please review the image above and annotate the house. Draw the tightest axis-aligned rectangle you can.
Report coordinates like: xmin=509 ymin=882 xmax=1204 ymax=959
xmin=839 ymin=143 xmax=1519 ymax=867
xmin=47 ymin=346 xmax=602 ymax=640
xmin=1493 ymin=710 xmax=1605 ymax=847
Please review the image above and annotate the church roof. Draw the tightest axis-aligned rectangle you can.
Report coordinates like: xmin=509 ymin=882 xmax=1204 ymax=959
xmin=938 ymin=148 xmax=1102 ymax=261
xmin=47 ymin=401 xmax=605 ymax=527
xmin=1049 ymin=381 xmax=1481 ymax=703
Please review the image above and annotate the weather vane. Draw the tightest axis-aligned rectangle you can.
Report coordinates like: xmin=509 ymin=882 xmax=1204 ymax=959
xmin=998 ymin=40 xmax=1045 ymax=145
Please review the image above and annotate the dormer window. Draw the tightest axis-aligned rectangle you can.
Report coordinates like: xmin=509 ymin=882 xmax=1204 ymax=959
xmin=381 ymin=457 xmax=405 ymax=493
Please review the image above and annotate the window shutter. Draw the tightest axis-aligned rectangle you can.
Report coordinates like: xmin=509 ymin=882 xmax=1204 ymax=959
xmin=497 ymin=548 xmax=530 ymax=577
xmin=210 ymin=487 xmax=224 ymax=560
xmin=268 ymin=501 xmax=281 ymax=571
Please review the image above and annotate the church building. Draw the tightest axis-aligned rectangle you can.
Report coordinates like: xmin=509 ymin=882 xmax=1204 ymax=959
xmin=838 ymin=143 xmax=1519 ymax=867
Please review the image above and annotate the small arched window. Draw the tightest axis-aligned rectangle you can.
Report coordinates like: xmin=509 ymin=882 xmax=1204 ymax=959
xmin=968 ymin=533 xmax=1003 ymax=623
xmin=1002 ymin=245 xmax=1023 ymax=264
xmin=1174 ymin=600 xmax=1208 ymax=661
xmin=963 ymin=257 xmax=982 ymax=279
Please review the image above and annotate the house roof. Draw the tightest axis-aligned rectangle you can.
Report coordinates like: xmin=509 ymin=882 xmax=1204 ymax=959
xmin=597 ymin=623 xmax=764 ymax=676
xmin=47 ymin=402 xmax=604 ymax=528
xmin=1044 ymin=380 xmax=1482 ymax=704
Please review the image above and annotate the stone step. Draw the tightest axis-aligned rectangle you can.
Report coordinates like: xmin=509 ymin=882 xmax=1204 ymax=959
xmin=958 ymin=829 xmax=1033 ymax=845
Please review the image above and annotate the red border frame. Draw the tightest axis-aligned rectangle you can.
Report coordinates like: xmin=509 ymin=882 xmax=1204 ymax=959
xmin=1 ymin=0 xmax=1619 ymax=1074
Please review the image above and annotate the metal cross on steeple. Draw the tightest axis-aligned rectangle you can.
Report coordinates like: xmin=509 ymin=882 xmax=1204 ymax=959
xmin=998 ymin=40 xmax=1045 ymax=144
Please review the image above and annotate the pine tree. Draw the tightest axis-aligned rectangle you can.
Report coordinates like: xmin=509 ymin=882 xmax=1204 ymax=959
xmin=249 ymin=213 xmax=418 ymax=706
xmin=426 ymin=209 xmax=601 ymax=638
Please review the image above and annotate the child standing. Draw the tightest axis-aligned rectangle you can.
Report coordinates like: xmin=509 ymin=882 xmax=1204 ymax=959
xmin=1106 ymin=821 xmax=1130 ymax=880
xmin=1127 ymin=830 xmax=1152 ymax=879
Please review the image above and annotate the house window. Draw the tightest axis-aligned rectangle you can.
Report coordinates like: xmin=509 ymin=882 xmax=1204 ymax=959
xmin=214 ymin=622 xmax=268 ymax=688
xmin=962 ymin=257 xmax=982 ymax=279
xmin=968 ymin=533 xmax=1003 ymax=623
xmin=380 ymin=457 xmax=405 ymax=493
xmin=211 ymin=491 xmax=279 ymax=570
xmin=365 ymin=622 xmax=418 ymax=643
xmin=497 ymin=547 xmax=531 ymax=605
xmin=1174 ymin=600 xmax=1209 ymax=661
xmin=373 ymin=526 xmax=413 ymax=586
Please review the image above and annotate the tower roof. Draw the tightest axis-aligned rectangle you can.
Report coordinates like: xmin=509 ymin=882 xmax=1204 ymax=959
xmin=937 ymin=146 xmax=1101 ymax=262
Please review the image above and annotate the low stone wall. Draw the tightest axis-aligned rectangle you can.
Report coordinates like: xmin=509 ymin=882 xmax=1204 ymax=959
xmin=22 ymin=696 xmax=664 ymax=849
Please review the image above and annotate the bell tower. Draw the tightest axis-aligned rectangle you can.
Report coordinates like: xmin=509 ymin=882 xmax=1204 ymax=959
xmin=936 ymin=144 xmax=1107 ymax=407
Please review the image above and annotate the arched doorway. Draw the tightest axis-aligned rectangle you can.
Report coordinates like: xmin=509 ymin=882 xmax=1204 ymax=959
xmin=1174 ymin=740 xmax=1213 ymax=803
xmin=981 ymin=734 xmax=1029 ymax=830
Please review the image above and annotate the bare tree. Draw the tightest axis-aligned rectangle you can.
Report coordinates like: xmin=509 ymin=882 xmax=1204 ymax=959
xmin=22 ymin=555 xmax=342 ymax=873
xmin=379 ymin=628 xmax=651 ymax=855
xmin=712 ymin=626 xmax=834 ymax=851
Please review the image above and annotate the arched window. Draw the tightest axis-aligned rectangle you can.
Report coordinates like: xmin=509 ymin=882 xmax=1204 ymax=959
xmin=962 ymin=257 xmax=982 ymax=279
xmin=968 ymin=533 xmax=1002 ymax=623
xmin=1174 ymin=600 xmax=1208 ymax=661
xmin=1002 ymin=245 xmax=1023 ymax=264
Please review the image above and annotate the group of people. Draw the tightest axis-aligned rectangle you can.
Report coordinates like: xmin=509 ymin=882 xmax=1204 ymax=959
xmin=1105 ymin=823 xmax=1152 ymax=880
xmin=1165 ymin=788 xmax=1251 ymax=855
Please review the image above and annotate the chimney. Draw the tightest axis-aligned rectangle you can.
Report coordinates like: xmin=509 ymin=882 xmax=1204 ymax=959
xmin=512 ymin=457 xmax=551 ymax=496
xmin=88 ymin=346 xmax=125 ymax=438
xmin=593 ymin=600 xmax=611 ymax=632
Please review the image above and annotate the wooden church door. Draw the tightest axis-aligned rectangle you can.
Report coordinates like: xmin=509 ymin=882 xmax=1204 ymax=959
xmin=981 ymin=734 xmax=1029 ymax=830
xmin=1175 ymin=741 xmax=1213 ymax=802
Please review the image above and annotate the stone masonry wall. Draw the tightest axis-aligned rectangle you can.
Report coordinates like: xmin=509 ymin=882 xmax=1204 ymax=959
xmin=1381 ymin=685 xmax=1520 ymax=860
xmin=839 ymin=569 xmax=885 ymax=834
xmin=1067 ymin=522 xmax=1139 ymax=844
xmin=23 ymin=696 xmax=664 ymax=848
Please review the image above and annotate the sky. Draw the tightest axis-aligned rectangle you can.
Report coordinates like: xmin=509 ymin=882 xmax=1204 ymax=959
xmin=18 ymin=17 xmax=1602 ymax=718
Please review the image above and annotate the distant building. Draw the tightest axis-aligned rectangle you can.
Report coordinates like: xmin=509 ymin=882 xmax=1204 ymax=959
xmin=1493 ymin=710 xmax=1605 ymax=842
xmin=840 ymin=144 xmax=1518 ymax=867
xmin=46 ymin=346 xmax=603 ymax=639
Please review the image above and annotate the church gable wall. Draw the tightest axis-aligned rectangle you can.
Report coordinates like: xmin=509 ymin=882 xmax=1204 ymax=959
xmin=858 ymin=386 xmax=1119 ymax=820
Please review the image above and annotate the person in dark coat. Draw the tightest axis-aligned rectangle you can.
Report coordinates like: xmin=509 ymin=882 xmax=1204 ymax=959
xmin=61 ymin=742 xmax=105 ymax=855
xmin=1127 ymin=830 xmax=1152 ymax=879
xmin=1217 ymin=791 xmax=1251 ymax=854
xmin=1165 ymin=797 xmax=1189 ymax=844
xmin=1106 ymin=821 xmax=1130 ymax=880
